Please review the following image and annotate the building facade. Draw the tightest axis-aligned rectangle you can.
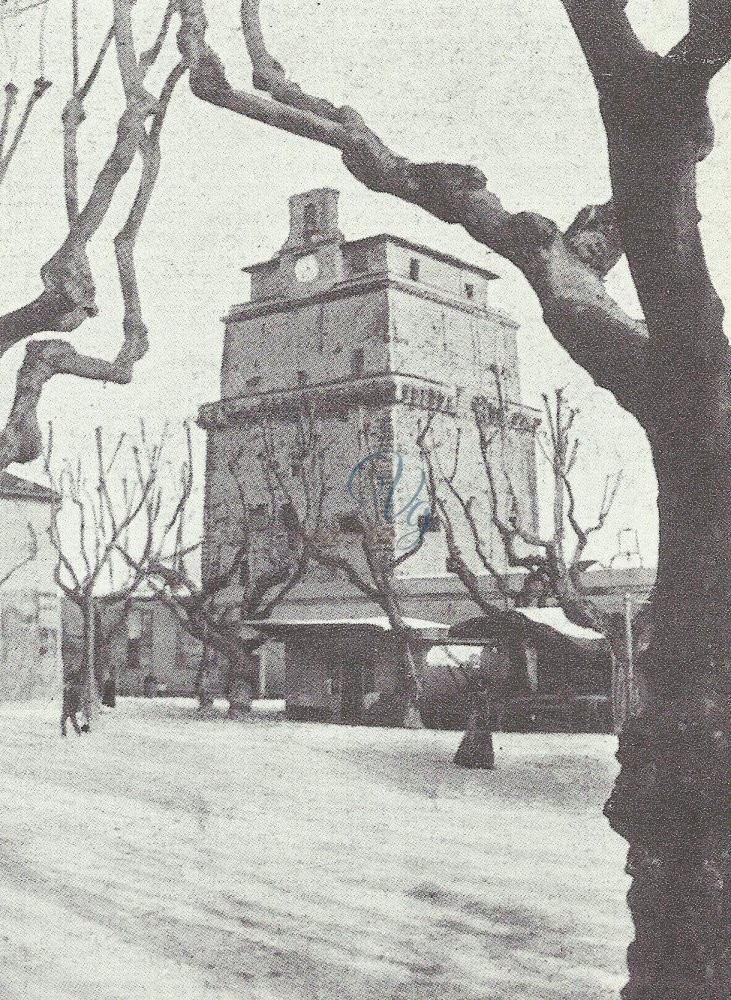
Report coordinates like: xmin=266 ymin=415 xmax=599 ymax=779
xmin=198 ymin=188 xmax=540 ymax=614
xmin=0 ymin=472 xmax=62 ymax=702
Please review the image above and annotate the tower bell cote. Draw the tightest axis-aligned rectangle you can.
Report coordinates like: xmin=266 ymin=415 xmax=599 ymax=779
xmin=281 ymin=188 xmax=344 ymax=254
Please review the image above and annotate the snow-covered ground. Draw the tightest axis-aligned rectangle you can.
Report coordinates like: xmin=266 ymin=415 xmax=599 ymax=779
xmin=0 ymin=698 xmax=631 ymax=1000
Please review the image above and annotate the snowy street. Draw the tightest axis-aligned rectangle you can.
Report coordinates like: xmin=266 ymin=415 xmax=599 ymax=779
xmin=0 ymin=699 xmax=630 ymax=1000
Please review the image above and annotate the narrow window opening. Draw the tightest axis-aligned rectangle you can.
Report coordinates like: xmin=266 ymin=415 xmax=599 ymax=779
xmin=350 ymin=348 xmax=365 ymax=375
xmin=303 ymin=202 xmax=318 ymax=239
xmin=418 ymin=511 xmax=440 ymax=534
xmin=280 ymin=502 xmax=298 ymax=532
xmin=337 ymin=513 xmax=362 ymax=533
xmin=409 ymin=258 xmax=420 ymax=281
xmin=465 ymin=283 xmax=475 ymax=300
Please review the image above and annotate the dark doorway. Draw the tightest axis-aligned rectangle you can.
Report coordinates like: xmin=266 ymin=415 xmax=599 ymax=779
xmin=340 ymin=660 xmax=363 ymax=724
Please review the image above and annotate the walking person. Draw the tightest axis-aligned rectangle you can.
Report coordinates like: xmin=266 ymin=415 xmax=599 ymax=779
xmin=61 ymin=671 xmax=84 ymax=737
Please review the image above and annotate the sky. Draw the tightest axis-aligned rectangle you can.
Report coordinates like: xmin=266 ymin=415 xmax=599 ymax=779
xmin=0 ymin=0 xmax=729 ymax=568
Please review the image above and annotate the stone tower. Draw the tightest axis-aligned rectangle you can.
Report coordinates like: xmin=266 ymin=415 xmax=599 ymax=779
xmin=198 ymin=188 xmax=539 ymax=618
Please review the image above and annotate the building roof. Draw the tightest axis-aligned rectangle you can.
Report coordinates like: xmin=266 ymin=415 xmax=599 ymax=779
xmin=516 ymin=607 xmax=604 ymax=644
xmin=0 ymin=472 xmax=60 ymax=504
xmin=450 ymin=607 xmax=607 ymax=652
xmin=239 ymin=616 xmax=449 ymax=639
xmin=243 ymin=233 xmax=499 ymax=282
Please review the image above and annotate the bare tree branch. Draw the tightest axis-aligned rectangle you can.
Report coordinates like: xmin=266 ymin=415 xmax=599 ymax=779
xmin=175 ymin=0 xmax=650 ymax=418
xmin=0 ymin=522 xmax=39 ymax=588
xmin=0 ymin=74 xmax=51 ymax=187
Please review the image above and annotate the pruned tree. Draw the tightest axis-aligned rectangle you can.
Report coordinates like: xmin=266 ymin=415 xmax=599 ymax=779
xmin=124 ymin=405 xmax=325 ymax=715
xmin=175 ymin=4 xmax=731 ymax=987
xmin=45 ymin=420 xmax=193 ymax=726
xmin=0 ymin=1 xmax=184 ymax=472
xmin=418 ymin=378 xmax=625 ymax=767
xmin=295 ymin=418 xmax=429 ymax=729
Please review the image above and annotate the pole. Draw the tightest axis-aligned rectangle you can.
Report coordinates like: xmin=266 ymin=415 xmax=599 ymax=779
xmin=624 ymin=592 xmax=634 ymax=716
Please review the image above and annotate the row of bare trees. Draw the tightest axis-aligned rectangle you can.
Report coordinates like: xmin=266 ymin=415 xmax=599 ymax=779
xmin=44 ymin=381 xmax=626 ymax=747
xmin=1 ymin=0 xmax=725 ymax=991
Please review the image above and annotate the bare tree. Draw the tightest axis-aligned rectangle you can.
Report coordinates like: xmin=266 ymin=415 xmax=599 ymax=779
xmin=294 ymin=417 xmax=429 ymax=729
xmin=418 ymin=379 xmax=625 ymax=766
xmin=45 ymin=421 xmax=193 ymax=726
xmin=172 ymin=5 xmax=731 ymax=984
xmin=0 ymin=2 xmax=184 ymax=472
xmin=124 ymin=406 xmax=325 ymax=715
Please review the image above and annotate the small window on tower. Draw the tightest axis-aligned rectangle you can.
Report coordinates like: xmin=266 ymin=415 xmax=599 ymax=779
xmin=409 ymin=258 xmax=420 ymax=281
xmin=303 ymin=202 xmax=318 ymax=239
xmin=337 ymin=513 xmax=362 ymax=533
xmin=446 ymin=553 xmax=460 ymax=573
xmin=248 ymin=503 xmax=269 ymax=530
xmin=350 ymin=249 xmax=369 ymax=274
xmin=350 ymin=348 xmax=365 ymax=375
xmin=465 ymin=283 xmax=475 ymax=300
xmin=280 ymin=502 xmax=298 ymax=532
xmin=418 ymin=512 xmax=440 ymax=534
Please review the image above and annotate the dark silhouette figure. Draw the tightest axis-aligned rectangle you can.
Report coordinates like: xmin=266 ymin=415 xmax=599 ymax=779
xmin=102 ymin=674 xmax=116 ymax=708
xmin=61 ymin=673 xmax=85 ymax=737
xmin=143 ymin=673 xmax=158 ymax=698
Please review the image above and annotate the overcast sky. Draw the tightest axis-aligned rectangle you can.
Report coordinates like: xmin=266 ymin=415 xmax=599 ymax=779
xmin=1 ymin=0 xmax=729 ymax=566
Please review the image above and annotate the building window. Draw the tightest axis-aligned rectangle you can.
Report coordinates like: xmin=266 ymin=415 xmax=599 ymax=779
xmin=350 ymin=348 xmax=365 ymax=375
xmin=246 ymin=375 xmax=261 ymax=389
xmin=296 ymin=370 xmax=309 ymax=386
xmin=418 ymin=511 xmax=439 ymax=534
xmin=303 ymin=202 xmax=318 ymax=239
xmin=247 ymin=503 xmax=269 ymax=530
xmin=350 ymin=249 xmax=369 ymax=273
xmin=409 ymin=258 xmax=420 ymax=281
xmin=465 ymin=282 xmax=475 ymax=300
xmin=280 ymin=502 xmax=298 ymax=532
xmin=363 ymin=658 xmax=376 ymax=694
xmin=337 ymin=513 xmax=362 ymax=533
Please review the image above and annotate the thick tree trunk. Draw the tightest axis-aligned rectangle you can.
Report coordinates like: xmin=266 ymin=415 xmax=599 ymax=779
xmin=196 ymin=644 xmax=216 ymax=710
xmin=81 ymin=597 xmax=100 ymax=730
xmin=605 ymin=455 xmax=731 ymax=999
xmin=226 ymin=650 xmax=258 ymax=718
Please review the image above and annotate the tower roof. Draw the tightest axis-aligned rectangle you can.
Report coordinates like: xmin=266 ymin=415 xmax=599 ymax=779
xmin=243 ymin=231 xmax=499 ymax=283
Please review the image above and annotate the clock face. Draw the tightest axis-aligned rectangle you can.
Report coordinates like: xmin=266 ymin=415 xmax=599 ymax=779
xmin=294 ymin=254 xmax=320 ymax=283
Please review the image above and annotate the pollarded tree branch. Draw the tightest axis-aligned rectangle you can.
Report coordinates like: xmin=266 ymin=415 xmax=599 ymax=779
xmin=0 ymin=37 xmax=183 ymax=470
xmin=667 ymin=1 xmax=731 ymax=81
xmin=0 ymin=75 xmax=51 ymax=187
xmin=558 ymin=0 xmax=652 ymax=93
xmin=175 ymin=0 xmax=651 ymax=421
xmin=0 ymin=82 xmax=19 ymax=156
xmin=0 ymin=3 xmax=182 ymax=472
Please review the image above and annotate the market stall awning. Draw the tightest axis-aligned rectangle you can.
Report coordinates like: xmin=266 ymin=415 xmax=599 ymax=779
xmin=449 ymin=606 xmax=607 ymax=651
xmin=239 ymin=616 xmax=450 ymax=643
xmin=516 ymin=608 xmax=604 ymax=647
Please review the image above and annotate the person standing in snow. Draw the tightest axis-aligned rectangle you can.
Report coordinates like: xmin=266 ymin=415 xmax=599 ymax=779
xmin=61 ymin=671 xmax=85 ymax=737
